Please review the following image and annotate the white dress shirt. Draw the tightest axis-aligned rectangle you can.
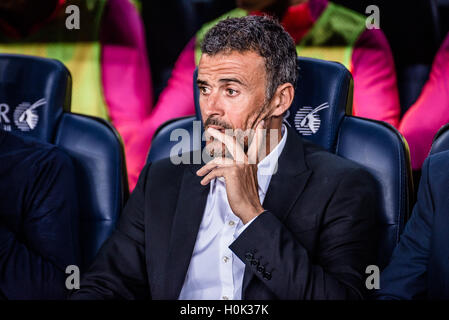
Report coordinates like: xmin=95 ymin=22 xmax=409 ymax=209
xmin=178 ymin=124 xmax=288 ymax=300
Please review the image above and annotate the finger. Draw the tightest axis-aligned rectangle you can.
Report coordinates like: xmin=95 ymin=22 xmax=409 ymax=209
xmin=248 ymin=120 xmax=265 ymax=164
xmin=200 ymin=167 xmax=228 ymax=185
xmin=207 ymin=127 xmax=246 ymax=162
xmin=196 ymin=157 xmax=234 ymax=176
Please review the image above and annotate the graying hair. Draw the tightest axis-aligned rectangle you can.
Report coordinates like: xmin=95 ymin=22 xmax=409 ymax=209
xmin=201 ymin=15 xmax=299 ymax=100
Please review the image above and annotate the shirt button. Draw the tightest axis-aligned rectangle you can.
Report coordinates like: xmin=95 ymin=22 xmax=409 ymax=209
xmin=222 ymin=256 xmax=230 ymax=263
xmin=222 ymin=296 xmax=229 ymax=300
xmin=228 ymin=221 xmax=235 ymax=226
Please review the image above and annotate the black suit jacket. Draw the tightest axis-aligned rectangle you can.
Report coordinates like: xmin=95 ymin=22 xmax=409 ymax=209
xmin=71 ymin=126 xmax=379 ymax=300
xmin=376 ymin=150 xmax=449 ymax=299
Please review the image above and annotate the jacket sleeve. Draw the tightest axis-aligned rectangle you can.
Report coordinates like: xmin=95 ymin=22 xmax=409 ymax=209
xmin=69 ymin=163 xmax=152 ymax=300
xmin=229 ymin=168 xmax=379 ymax=300
xmin=0 ymin=148 xmax=80 ymax=300
xmin=375 ymin=156 xmax=434 ymax=300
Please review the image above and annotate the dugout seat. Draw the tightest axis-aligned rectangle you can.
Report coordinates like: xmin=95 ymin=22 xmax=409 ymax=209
xmin=147 ymin=57 xmax=413 ymax=270
xmin=430 ymin=123 xmax=449 ymax=155
xmin=0 ymin=54 xmax=129 ymax=270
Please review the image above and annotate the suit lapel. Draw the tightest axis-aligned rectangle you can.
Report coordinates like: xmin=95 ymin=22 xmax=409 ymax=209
xmin=164 ymin=162 xmax=209 ymax=299
xmin=242 ymin=126 xmax=312 ymax=297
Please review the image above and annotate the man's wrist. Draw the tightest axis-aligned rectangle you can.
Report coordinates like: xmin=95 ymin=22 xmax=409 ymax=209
xmin=241 ymin=206 xmax=265 ymax=224
xmin=235 ymin=211 xmax=264 ymax=238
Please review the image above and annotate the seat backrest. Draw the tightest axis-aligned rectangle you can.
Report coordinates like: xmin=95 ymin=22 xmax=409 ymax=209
xmin=0 ymin=54 xmax=69 ymax=140
xmin=147 ymin=115 xmax=200 ymax=163
xmin=0 ymin=54 xmax=128 ymax=269
xmin=55 ymin=114 xmax=128 ymax=269
xmin=430 ymin=123 xmax=449 ymax=155
xmin=148 ymin=57 xmax=413 ymax=269
xmin=336 ymin=117 xmax=413 ymax=268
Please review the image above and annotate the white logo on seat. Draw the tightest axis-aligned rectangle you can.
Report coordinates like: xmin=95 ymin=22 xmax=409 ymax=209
xmin=294 ymin=102 xmax=329 ymax=135
xmin=13 ymin=98 xmax=46 ymax=132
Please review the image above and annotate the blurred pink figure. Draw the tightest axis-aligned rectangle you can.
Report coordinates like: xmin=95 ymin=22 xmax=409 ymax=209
xmin=399 ymin=33 xmax=449 ymax=170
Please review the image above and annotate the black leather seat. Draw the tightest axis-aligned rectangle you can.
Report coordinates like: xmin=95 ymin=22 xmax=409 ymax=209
xmin=0 ymin=54 xmax=129 ymax=269
xmin=430 ymin=123 xmax=449 ymax=155
xmin=148 ymin=57 xmax=413 ymax=270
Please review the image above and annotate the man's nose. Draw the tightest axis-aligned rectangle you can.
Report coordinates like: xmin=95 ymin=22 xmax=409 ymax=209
xmin=203 ymin=91 xmax=225 ymax=117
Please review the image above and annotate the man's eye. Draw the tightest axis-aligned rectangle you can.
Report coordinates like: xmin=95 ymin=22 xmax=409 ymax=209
xmin=199 ymin=87 xmax=210 ymax=95
xmin=226 ymin=88 xmax=238 ymax=96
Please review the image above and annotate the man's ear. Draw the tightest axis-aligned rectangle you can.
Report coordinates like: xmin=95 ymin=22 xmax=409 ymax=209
xmin=270 ymin=83 xmax=295 ymax=117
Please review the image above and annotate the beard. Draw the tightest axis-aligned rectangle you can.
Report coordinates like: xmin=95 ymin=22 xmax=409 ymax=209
xmin=203 ymin=117 xmax=234 ymax=159
xmin=203 ymin=99 xmax=270 ymax=160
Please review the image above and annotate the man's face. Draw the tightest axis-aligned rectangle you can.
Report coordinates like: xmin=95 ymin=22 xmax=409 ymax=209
xmin=197 ymin=50 xmax=270 ymax=156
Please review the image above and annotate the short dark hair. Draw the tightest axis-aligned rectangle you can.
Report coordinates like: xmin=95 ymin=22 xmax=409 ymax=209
xmin=201 ymin=15 xmax=299 ymax=100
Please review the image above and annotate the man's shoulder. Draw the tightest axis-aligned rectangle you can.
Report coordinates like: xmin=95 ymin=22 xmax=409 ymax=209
xmin=1 ymin=132 xmax=73 ymax=171
xmin=145 ymin=153 xmax=196 ymax=181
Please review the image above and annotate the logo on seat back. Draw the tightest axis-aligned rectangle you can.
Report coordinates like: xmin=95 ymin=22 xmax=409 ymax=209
xmin=294 ymin=102 xmax=329 ymax=136
xmin=9 ymin=98 xmax=46 ymax=132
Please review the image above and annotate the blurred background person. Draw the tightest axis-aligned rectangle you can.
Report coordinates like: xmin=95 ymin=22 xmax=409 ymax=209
xmin=142 ymin=0 xmax=236 ymax=100
xmin=0 ymin=130 xmax=80 ymax=299
xmin=398 ymin=32 xmax=449 ymax=173
xmin=0 ymin=0 xmax=152 ymax=190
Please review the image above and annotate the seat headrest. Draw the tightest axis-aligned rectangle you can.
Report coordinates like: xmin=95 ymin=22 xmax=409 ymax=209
xmin=194 ymin=57 xmax=353 ymax=152
xmin=0 ymin=54 xmax=71 ymax=142
xmin=430 ymin=123 xmax=449 ymax=155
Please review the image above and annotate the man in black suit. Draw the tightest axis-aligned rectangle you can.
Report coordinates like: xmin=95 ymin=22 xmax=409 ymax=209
xmin=0 ymin=130 xmax=80 ymax=299
xmin=71 ymin=15 xmax=379 ymax=300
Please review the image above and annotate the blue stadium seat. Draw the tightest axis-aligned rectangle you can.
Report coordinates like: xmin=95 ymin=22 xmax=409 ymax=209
xmin=430 ymin=123 xmax=449 ymax=155
xmin=148 ymin=57 xmax=413 ymax=270
xmin=0 ymin=54 xmax=129 ymax=270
